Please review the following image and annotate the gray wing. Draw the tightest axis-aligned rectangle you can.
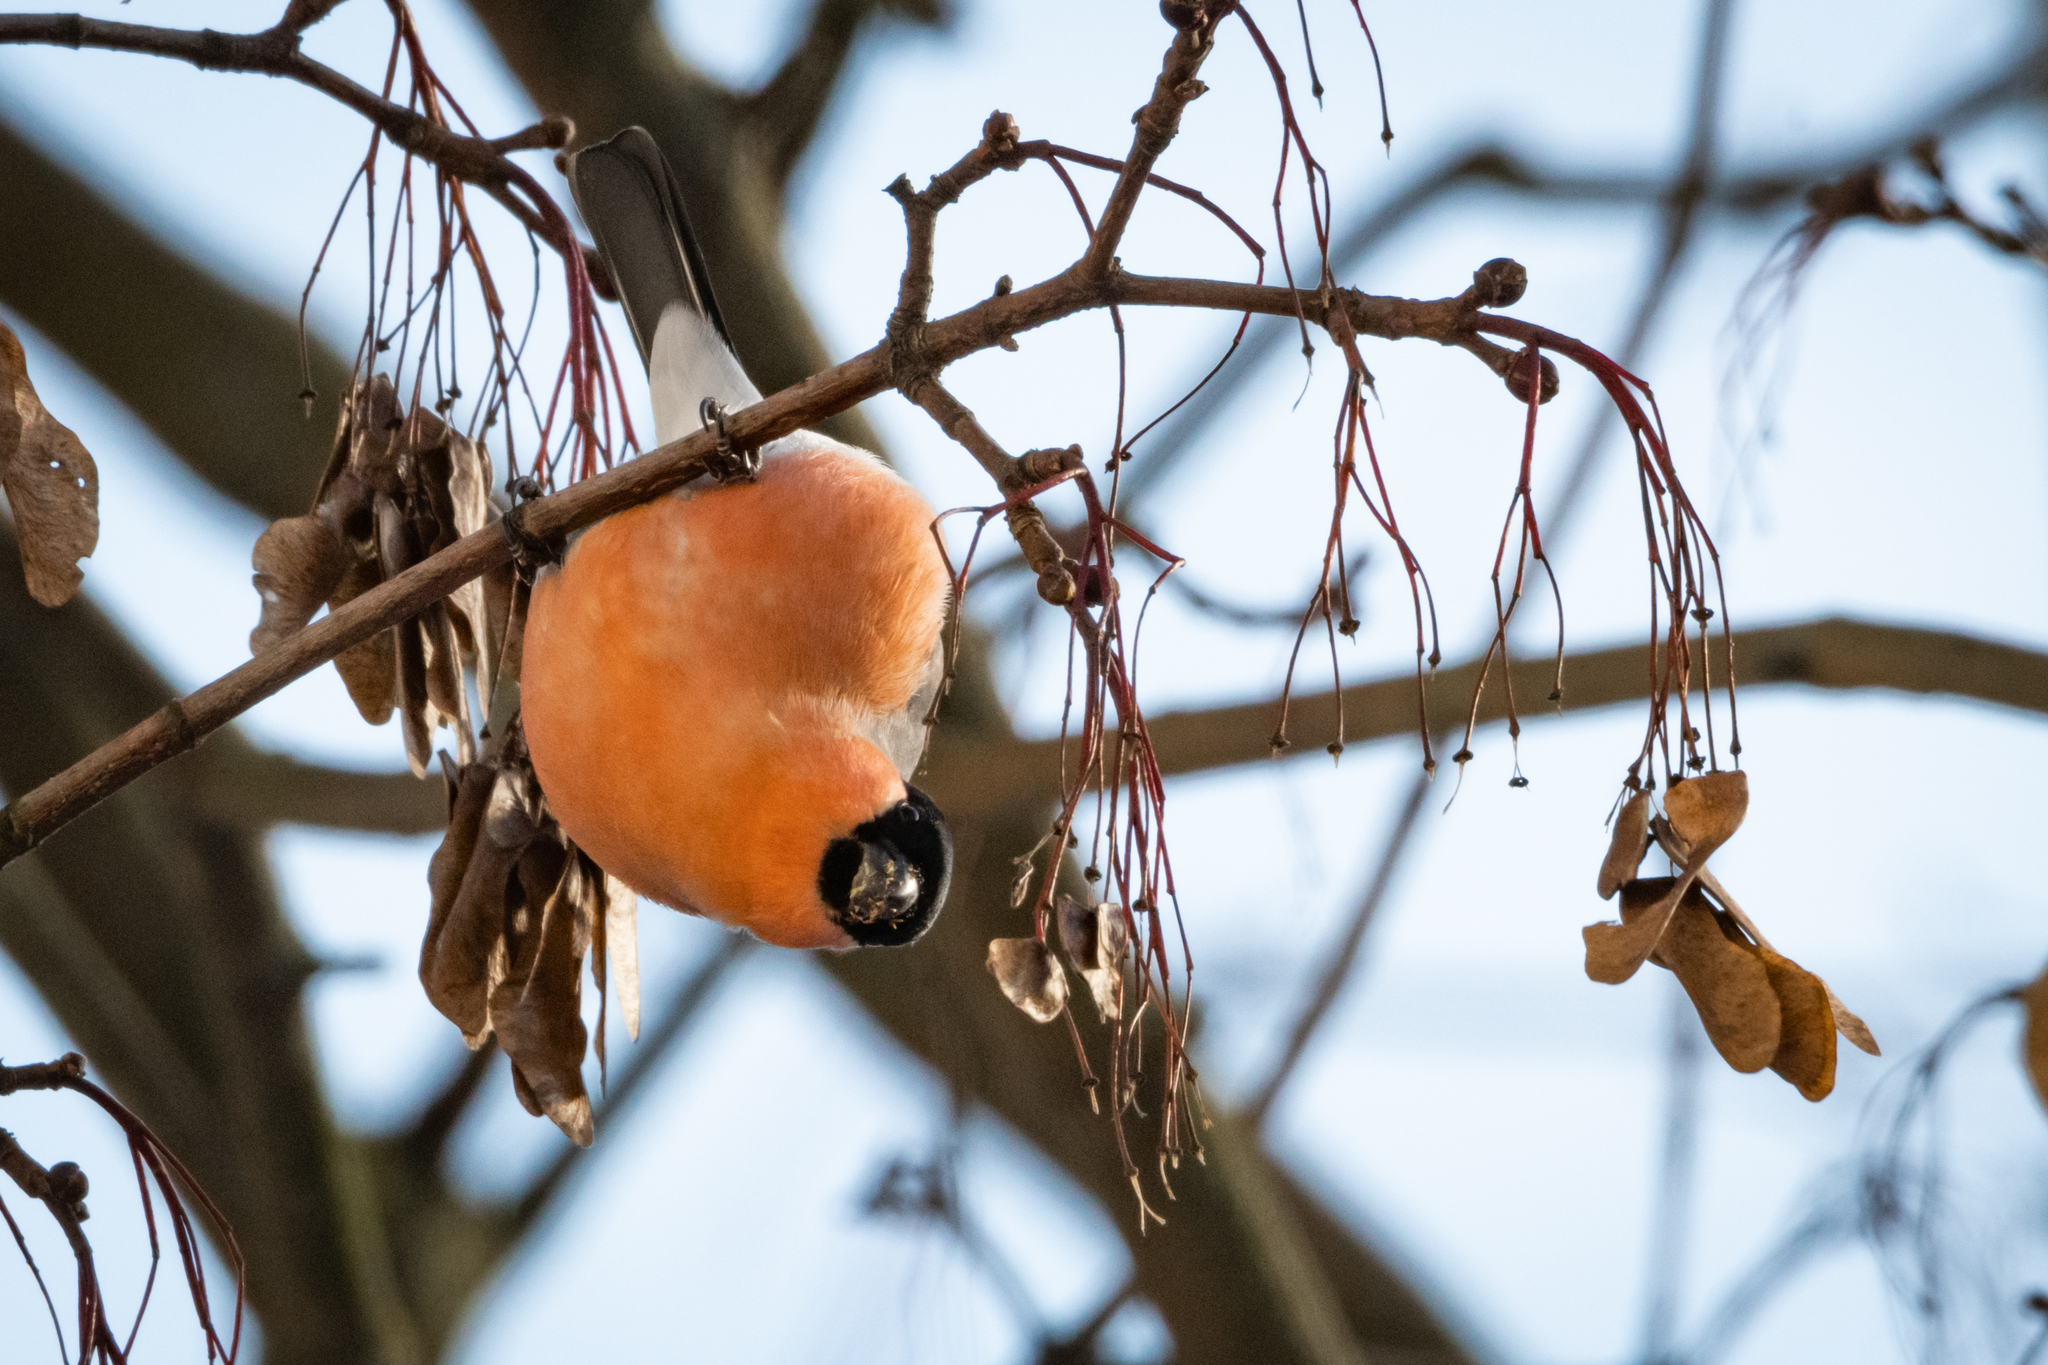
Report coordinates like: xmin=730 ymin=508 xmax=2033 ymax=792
xmin=864 ymin=637 xmax=946 ymax=782
xmin=568 ymin=128 xmax=760 ymax=447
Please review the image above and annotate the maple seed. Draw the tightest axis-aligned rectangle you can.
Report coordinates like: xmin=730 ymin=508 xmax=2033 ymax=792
xmin=987 ymin=938 xmax=1069 ymax=1023
xmin=422 ymin=737 xmax=631 ymax=1147
xmin=1759 ymin=947 xmax=1837 ymax=1101
xmin=1653 ymin=889 xmax=1781 ymax=1074
xmin=1597 ymin=790 xmax=1652 ymax=900
xmin=1663 ymin=769 xmax=1749 ymax=855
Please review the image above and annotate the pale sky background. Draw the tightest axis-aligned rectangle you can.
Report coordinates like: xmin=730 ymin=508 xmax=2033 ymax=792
xmin=3 ymin=2 xmax=2048 ymax=1363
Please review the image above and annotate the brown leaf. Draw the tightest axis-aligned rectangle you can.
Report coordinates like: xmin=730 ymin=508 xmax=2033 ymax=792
xmin=1598 ymin=790 xmax=1651 ymax=900
xmin=1642 ymin=884 xmax=1781 ymax=1073
xmin=2024 ymin=964 xmax=2048 ymax=1116
xmin=491 ymin=847 xmax=594 ymax=1147
xmin=1759 ymin=948 xmax=1837 ymax=1101
xmin=249 ymin=514 xmax=349 ymax=655
xmin=1 ymin=319 xmax=99 ymax=606
xmin=987 ymin=938 xmax=1069 ymax=1023
xmin=420 ymin=763 xmax=535 ymax=1045
xmin=1663 ymin=770 xmax=1749 ymax=857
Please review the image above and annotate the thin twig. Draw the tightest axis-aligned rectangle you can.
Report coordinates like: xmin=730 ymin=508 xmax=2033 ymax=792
xmin=1238 ymin=0 xmax=1743 ymax=1122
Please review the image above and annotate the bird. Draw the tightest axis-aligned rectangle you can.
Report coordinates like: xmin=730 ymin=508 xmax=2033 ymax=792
xmin=519 ymin=127 xmax=953 ymax=950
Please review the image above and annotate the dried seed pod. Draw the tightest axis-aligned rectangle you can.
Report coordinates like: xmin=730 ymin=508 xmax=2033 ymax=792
xmin=250 ymin=376 xmax=506 ymax=757
xmin=1597 ymin=790 xmax=1651 ymax=900
xmin=249 ymin=514 xmax=349 ymax=654
xmin=1663 ymin=770 xmax=1749 ymax=857
xmin=328 ymin=553 xmax=401 ymax=724
xmin=1057 ymin=897 xmax=1127 ymax=1023
xmin=602 ymin=871 xmax=641 ymax=1042
xmin=420 ymin=762 xmax=536 ymax=1045
xmin=491 ymin=842 xmax=594 ymax=1147
xmin=1652 ymin=888 xmax=1781 ymax=1074
xmin=1759 ymin=948 xmax=1837 ymax=1101
xmin=0 ymin=319 xmax=99 ymax=606
xmin=1584 ymin=876 xmax=1686 ymax=985
xmin=987 ymin=938 xmax=1069 ymax=1023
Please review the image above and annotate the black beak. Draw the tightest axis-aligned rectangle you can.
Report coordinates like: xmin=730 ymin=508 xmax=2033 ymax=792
xmin=817 ymin=785 xmax=952 ymax=947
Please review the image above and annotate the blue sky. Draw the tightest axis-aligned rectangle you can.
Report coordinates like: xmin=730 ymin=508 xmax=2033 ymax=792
xmin=4 ymin=2 xmax=2048 ymax=1362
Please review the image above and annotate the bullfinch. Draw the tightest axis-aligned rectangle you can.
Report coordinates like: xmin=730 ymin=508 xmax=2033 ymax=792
xmin=520 ymin=127 xmax=953 ymax=950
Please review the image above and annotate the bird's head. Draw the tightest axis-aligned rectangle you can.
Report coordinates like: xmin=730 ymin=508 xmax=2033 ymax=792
xmin=816 ymin=784 xmax=952 ymax=947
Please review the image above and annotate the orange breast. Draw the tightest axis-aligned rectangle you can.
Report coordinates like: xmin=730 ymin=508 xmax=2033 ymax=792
xmin=520 ymin=438 xmax=947 ymax=948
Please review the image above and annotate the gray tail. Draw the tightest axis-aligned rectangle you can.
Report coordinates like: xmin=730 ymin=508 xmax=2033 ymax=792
xmin=568 ymin=128 xmax=733 ymax=368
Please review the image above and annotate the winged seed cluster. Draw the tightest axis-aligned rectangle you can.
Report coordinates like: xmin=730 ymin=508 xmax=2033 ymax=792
xmin=249 ymin=377 xmax=638 ymax=1146
xmin=249 ymin=375 xmax=512 ymax=774
xmin=424 ymin=732 xmax=639 ymax=1146
xmin=1587 ymin=771 xmax=1879 ymax=1100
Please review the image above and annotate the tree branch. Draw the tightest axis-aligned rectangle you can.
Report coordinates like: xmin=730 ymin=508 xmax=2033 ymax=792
xmin=509 ymin=934 xmax=752 ymax=1231
xmin=189 ymin=749 xmax=446 ymax=835
xmin=1083 ymin=1 xmax=1225 ymax=276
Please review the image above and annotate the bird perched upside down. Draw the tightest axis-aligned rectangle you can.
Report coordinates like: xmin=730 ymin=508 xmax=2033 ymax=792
xmin=521 ymin=128 xmax=953 ymax=950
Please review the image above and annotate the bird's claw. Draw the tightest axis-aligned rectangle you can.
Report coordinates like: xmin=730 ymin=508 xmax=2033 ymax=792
xmin=700 ymin=398 xmax=760 ymax=484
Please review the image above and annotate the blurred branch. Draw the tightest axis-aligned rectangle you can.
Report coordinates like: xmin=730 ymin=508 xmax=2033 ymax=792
xmin=1638 ymin=985 xmax=1704 ymax=1365
xmin=510 ymin=934 xmax=752 ymax=1231
xmin=191 ymin=748 xmax=445 ymax=835
xmin=1246 ymin=773 xmax=1427 ymax=1130
xmin=0 ymin=118 xmax=343 ymax=520
xmin=746 ymin=0 xmax=948 ymax=190
xmin=1542 ymin=0 xmax=1735 ymax=545
xmin=0 ymin=14 xmax=582 ymax=250
xmin=398 ymin=1040 xmax=499 ymax=1171
xmin=0 ymin=520 xmax=386 ymax=1365
xmin=931 ymin=617 xmax=2048 ymax=812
